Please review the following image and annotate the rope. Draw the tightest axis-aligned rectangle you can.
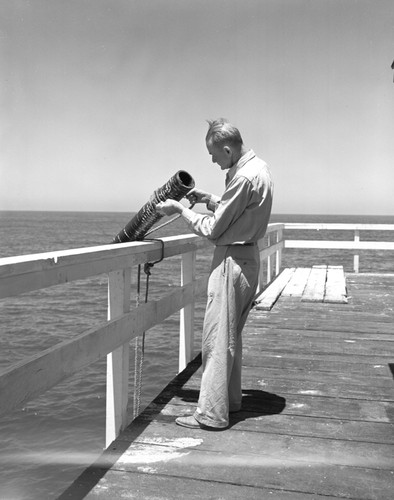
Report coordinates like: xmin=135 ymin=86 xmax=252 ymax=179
xmin=132 ymin=239 xmax=165 ymax=419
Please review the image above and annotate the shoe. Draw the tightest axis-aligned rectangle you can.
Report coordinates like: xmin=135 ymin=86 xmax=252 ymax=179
xmin=175 ymin=415 xmax=204 ymax=429
xmin=175 ymin=415 xmax=228 ymax=430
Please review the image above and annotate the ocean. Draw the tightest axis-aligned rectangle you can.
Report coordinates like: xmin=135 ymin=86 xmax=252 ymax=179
xmin=0 ymin=210 xmax=393 ymax=499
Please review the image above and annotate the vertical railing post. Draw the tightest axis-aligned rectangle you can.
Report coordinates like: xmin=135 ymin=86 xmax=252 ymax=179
xmin=354 ymin=229 xmax=360 ymax=273
xmin=276 ymin=227 xmax=283 ymax=277
xmin=266 ymin=234 xmax=272 ymax=284
xmin=257 ymin=241 xmax=265 ymax=293
xmin=106 ymin=268 xmax=131 ymax=448
xmin=179 ymin=251 xmax=196 ymax=372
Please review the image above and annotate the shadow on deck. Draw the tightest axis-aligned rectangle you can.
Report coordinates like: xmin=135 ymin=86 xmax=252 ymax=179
xmin=59 ymin=272 xmax=394 ymax=500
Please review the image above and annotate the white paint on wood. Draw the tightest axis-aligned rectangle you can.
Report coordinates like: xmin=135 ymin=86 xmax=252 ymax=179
xmin=285 ymin=240 xmax=394 ymax=250
xmin=179 ymin=251 xmax=196 ymax=373
xmin=0 ymin=235 xmax=212 ymax=299
xmin=106 ymin=269 xmax=131 ymax=447
xmin=354 ymin=230 xmax=360 ymax=273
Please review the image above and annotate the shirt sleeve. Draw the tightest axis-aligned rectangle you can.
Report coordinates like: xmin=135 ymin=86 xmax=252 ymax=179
xmin=206 ymin=194 xmax=221 ymax=212
xmin=183 ymin=175 xmax=253 ymax=241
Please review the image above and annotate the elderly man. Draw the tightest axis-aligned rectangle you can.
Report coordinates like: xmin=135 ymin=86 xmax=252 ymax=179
xmin=156 ymin=118 xmax=273 ymax=429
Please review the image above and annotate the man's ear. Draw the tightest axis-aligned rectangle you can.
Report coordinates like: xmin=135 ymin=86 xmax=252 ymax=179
xmin=223 ymin=145 xmax=232 ymax=156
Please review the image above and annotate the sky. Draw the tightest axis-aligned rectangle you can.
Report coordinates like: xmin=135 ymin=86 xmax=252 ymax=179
xmin=1 ymin=0 xmax=393 ymax=215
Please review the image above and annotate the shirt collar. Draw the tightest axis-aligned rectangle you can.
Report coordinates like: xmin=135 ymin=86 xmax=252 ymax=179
xmin=226 ymin=149 xmax=256 ymax=185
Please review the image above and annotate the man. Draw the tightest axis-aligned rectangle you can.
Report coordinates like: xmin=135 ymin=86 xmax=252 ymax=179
xmin=156 ymin=118 xmax=273 ymax=429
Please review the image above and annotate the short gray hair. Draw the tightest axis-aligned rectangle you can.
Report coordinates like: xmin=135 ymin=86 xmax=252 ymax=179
xmin=205 ymin=118 xmax=243 ymax=147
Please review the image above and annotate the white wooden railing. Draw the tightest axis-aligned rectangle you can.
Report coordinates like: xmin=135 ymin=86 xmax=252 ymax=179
xmin=0 ymin=226 xmax=283 ymax=448
xmin=284 ymin=223 xmax=394 ymax=273
xmin=1 ymin=222 xmax=392 ymax=448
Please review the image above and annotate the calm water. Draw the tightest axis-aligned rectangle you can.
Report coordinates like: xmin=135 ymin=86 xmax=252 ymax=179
xmin=0 ymin=210 xmax=393 ymax=499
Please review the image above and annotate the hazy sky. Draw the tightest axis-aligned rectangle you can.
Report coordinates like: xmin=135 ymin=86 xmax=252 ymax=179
xmin=1 ymin=0 xmax=393 ymax=215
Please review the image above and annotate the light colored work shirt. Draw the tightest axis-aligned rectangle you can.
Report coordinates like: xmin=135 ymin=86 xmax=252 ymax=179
xmin=183 ymin=150 xmax=273 ymax=246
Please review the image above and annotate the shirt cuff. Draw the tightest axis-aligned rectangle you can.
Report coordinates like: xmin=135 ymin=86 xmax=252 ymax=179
xmin=206 ymin=195 xmax=220 ymax=212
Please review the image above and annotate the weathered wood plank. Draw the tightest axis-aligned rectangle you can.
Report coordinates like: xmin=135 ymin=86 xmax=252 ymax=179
xmin=244 ymin=334 xmax=394 ymax=357
xmin=301 ymin=265 xmax=327 ymax=302
xmin=255 ymin=268 xmax=295 ymax=310
xmin=281 ymin=267 xmax=310 ymax=296
xmin=242 ymin=351 xmax=392 ymax=376
xmin=324 ymin=265 xmax=348 ymax=303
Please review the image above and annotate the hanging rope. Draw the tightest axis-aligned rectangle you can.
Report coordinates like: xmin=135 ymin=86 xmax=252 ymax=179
xmin=132 ymin=239 xmax=165 ymax=419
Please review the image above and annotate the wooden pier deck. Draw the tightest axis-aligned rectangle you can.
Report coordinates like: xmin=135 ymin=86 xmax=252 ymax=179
xmin=59 ymin=270 xmax=394 ymax=500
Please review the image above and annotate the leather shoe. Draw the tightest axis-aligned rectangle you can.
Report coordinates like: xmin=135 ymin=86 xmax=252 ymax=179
xmin=175 ymin=415 xmax=204 ymax=429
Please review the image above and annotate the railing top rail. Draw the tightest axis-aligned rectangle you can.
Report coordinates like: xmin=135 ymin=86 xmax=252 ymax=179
xmin=0 ymin=234 xmax=209 ymax=275
xmin=0 ymin=234 xmax=212 ymax=299
xmin=283 ymin=223 xmax=394 ymax=231
xmin=265 ymin=223 xmax=285 ymax=233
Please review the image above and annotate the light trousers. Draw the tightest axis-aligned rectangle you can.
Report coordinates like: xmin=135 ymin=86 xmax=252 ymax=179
xmin=194 ymin=244 xmax=259 ymax=428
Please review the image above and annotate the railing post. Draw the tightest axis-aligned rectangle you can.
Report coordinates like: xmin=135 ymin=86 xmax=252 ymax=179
xmin=267 ymin=234 xmax=272 ymax=284
xmin=354 ymin=229 xmax=360 ymax=273
xmin=179 ymin=251 xmax=196 ymax=372
xmin=106 ymin=268 xmax=131 ymax=448
xmin=257 ymin=242 xmax=265 ymax=293
xmin=276 ymin=227 xmax=283 ymax=276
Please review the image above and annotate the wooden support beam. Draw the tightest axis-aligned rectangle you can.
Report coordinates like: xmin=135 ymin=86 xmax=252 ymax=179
xmin=106 ymin=268 xmax=131 ymax=448
xmin=179 ymin=251 xmax=196 ymax=372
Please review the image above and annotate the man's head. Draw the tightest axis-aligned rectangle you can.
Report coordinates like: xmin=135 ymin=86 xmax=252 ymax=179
xmin=205 ymin=118 xmax=245 ymax=170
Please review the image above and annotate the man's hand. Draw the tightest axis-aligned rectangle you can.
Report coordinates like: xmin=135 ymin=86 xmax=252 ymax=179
xmin=155 ymin=199 xmax=183 ymax=216
xmin=186 ymin=188 xmax=211 ymax=205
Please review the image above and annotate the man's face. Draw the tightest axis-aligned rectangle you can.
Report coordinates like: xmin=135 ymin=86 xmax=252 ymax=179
xmin=206 ymin=141 xmax=233 ymax=170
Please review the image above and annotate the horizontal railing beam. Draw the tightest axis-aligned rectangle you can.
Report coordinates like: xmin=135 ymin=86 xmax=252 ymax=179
xmin=265 ymin=223 xmax=285 ymax=234
xmin=284 ymin=223 xmax=394 ymax=231
xmin=258 ymin=239 xmax=284 ymax=258
xmin=285 ymin=240 xmax=394 ymax=250
xmin=0 ymin=235 xmax=211 ymax=299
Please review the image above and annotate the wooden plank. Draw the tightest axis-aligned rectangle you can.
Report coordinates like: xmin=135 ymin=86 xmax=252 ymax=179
xmin=0 ymin=235 xmax=211 ymax=299
xmin=241 ymin=365 xmax=394 ymax=390
xmin=281 ymin=267 xmax=310 ymax=296
xmin=255 ymin=268 xmax=295 ymax=310
xmin=179 ymin=251 xmax=196 ymax=372
xmin=244 ymin=334 xmax=394 ymax=356
xmin=285 ymin=239 xmax=394 ymax=250
xmin=284 ymin=223 xmax=394 ymax=231
xmin=242 ymin=351 xmax=393 ymax=376
xmin=301 ymin=265 xmax=327 ymax=302
xmin=106 ymin=269 xmax=131 ymax=447
xmin=324 ymin=265 xmax=348 ymax=303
